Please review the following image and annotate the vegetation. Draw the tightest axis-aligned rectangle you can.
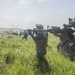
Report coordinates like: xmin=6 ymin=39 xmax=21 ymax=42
xmin=0 ymin=34 xmax=75 ymax=75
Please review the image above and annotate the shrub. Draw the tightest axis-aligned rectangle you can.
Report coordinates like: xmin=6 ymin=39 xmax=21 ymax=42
xmin=5 ymin=51 xmax=15 ymax=64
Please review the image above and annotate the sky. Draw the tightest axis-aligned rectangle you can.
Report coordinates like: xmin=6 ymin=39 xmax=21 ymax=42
xmin=0 ymin=0 xmax=75 ymax=29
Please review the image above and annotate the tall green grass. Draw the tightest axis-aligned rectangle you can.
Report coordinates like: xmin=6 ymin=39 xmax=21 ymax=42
xmin=0 ymin=35 xmax=75 ymax=75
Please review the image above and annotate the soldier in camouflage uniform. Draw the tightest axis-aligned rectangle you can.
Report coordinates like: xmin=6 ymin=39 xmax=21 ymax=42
xmin=50 ymin=18 xmax=75 ymax=61
xmin=19 ymin=31 xmax=23 ymax=36
xmin=61 ymin=20 xmax=75 ymax=61
xmin=29 ymin=24 xmax=48 ymax=58
xmin=22 ymin=30 xmax=28 ymax=40
xmin=57 ymin=25 xmax=75 ymax=60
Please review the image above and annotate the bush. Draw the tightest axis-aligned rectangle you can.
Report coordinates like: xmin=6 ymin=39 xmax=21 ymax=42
xmin=5 ymin=51 xmax=15 ymax=64
xmin=7 ymin=36 xmax=13 ymax=39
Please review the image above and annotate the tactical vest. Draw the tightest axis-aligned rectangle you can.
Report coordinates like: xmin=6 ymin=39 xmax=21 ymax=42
xmin=36 ymin=30 xmax=48 ymax=39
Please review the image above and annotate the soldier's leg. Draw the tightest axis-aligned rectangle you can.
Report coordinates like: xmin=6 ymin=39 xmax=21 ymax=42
xmin=36 ymin=46 xmax=46 ymax=58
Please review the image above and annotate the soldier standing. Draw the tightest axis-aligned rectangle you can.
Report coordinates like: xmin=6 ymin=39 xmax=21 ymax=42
xmin=29 ymin=24 xmax=48 ymax=58
xmin=22 ymin=30 xmax=28 ymax=40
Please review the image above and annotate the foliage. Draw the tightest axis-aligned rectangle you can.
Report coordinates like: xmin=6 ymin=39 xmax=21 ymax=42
xmin=0 ymin=35 xmax=75 ymax=75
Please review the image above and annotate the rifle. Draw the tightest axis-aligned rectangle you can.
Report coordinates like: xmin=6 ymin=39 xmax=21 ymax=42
xmin=47 ymin=24 xmax=75 ymax=41
xmin=47 ymin=26 xmax=62 ymax=36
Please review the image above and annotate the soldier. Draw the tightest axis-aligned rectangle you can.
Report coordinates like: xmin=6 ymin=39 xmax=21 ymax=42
xmin=62 ymin=25 xmax=75 ymax=61
xmin=19 ymin=31 xmax=23 ymax=36
xmin=22 ymin=30 xmax=28 ymax=40
xmin=29 ymin=24 xmax=48 ymax=58
xmin=49 ymin=22 xmax=75 ymax=61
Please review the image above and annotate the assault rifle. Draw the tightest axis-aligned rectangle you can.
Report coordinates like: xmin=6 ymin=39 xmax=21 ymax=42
xmin=47 ymin=26 xmax=63 ymax=37
xmin=28 ymin=28 xmax=48 ymax=35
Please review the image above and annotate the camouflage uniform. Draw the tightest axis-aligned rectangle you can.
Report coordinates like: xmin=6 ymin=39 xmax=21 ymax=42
xmin=57 ymin=24 xmax=75 ymax=61
xmin=30 ymin=24 xmax=48 ymax=57
xmin=22 ymin=30 xmax=28 ymax=40
xmin=34 ymin=31 xmax=48 ymax=57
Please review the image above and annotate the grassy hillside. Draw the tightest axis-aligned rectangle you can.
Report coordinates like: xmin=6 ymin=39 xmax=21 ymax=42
xmin=0 ymin=28 xmax=24 ymax=35
xmin=0 ymin=35 xmax=75 ymax=75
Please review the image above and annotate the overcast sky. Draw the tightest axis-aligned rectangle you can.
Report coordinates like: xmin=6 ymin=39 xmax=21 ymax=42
xmin=0 ymin=0 xmax=75 ymax=29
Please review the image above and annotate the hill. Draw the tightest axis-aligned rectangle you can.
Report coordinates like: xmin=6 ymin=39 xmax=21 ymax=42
xmin=0 ymin=35 xmax=75 ymax=75
xmin=0 ymin=28 xmax=24 ymax=35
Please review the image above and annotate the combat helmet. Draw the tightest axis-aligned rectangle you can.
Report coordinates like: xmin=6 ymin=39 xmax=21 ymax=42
xmin=36 ymin=24 xmax=44 ymax=29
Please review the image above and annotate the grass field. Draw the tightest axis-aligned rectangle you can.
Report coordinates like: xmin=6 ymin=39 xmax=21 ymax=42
xmin=0 ymin=34 xmax=75 ymax=75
